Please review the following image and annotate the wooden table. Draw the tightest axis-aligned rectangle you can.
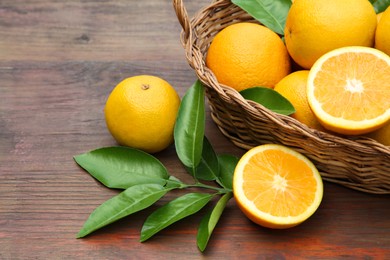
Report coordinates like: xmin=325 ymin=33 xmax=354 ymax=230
xmin=1 ymin=0 xmax=389 ymax=259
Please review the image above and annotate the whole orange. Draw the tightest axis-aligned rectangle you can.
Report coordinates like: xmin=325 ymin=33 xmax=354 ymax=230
xmin=284 ymin=0 xmax=377 ymax=69
xmin=366 ymin=120 xmax=390 ymax=146
xmin=375 ymin=7 xmax=390 ymax=56
xmin=206 ymin=22 xmax=291 ymax=91
xmin=274 ymin=70 xmax=323 ymax=131
xmin=104 ymin=75 xmax=180 ymax=153
xmin=377 ymin=12 xmax=383 ymax=24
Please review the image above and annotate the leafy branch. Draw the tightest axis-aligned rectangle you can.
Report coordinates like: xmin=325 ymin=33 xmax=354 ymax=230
xmin=74 ymin=80 xmax=238 ymax=252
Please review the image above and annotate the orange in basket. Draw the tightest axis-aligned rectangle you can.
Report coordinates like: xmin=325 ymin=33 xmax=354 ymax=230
xmin=307 ymin=46 xmax=390 ymax=135
xmin=284 ymin=0 xmax=377 ymax=69
xmin=206 ymin=22 xmax=290 ymax=91
xmin=274 ymin=70 xmax=324 ymax=131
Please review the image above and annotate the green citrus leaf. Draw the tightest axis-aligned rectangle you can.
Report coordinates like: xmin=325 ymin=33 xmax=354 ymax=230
xmin=240 ymin=86 xmax=295 ymax=115
xmin=197 ymin=192 xmax=233 ymax=252
xmin=216 ymin=154 xmax=239 ymax=190
xmin=174 ymin=80 xmax=205 ymax=170
xmin=77 ymin=184 xmax=172 ymax=238
xmin=165 ymin=175 xmax=185 ymax=189
xmin=74 ymin=146 xmax=169 ymax=189
xmin=140 ymin=193 xmax=214 ymax=242
xmin=187 ymin=136 xmax=220 ymax=181
xmin=232 ymin=0 xmax=292 ymax=35
xmin=370 ymin=0 xmax=390 ymax=13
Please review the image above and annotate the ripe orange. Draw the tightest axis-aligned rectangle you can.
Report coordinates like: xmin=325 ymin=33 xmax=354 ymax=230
xmin=375 ymin=7 xmax=390 ymax=56
xmin=366 ymin=120 xmax=390 ymax=146
xmin=284 ymin=0 xmax=377 ymax=69
xmin=233 ymin=144 xmax=323 ymax=229
xmin=206 ymin=22 xmax=291 ymax=91
xmin=377 ymin=12 xmax=383 ymax=24
xmin=307 ymin=46 xmax=390 ymax=135
xmin=274 ymin=70 xmax=324 ymax=130
xmin=104 ymin=75 xmax=181 ymax=153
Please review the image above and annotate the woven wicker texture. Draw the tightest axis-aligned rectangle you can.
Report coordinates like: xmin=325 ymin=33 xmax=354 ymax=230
xmin=173 ymin=0 xmax=390 ymax=194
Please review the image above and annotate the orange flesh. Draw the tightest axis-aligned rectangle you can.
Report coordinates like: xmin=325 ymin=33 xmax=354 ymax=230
xmin=313 ymin=52 xmax=390 ymax=121
xmin=242 ymin=150 xmax=317 ymax=217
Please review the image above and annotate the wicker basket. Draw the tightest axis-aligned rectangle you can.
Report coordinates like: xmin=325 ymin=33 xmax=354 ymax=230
xmin=173 ymin=0 xmax=390 ymax=194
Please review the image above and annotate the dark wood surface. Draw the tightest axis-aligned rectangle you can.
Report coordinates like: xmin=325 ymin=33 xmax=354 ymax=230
xmin=0 ymin=0 xmax=389 ymax=259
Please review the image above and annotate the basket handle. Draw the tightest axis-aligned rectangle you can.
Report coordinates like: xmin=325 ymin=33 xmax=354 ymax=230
xmin=172 ymin=0 xmax=191 ymax=45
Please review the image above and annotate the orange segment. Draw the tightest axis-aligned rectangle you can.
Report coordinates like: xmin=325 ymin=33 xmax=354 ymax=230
xmin=233 ymin=144 xmax=323 ymax=229
xmin=307 ymin=46 xmax=390 ymax=135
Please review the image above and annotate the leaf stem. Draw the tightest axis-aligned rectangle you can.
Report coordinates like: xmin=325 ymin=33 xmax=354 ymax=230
xmin=165 ymin=179 xmax=232 ymax=194
xmin=190 ymin=181 xmax=231 ymax=194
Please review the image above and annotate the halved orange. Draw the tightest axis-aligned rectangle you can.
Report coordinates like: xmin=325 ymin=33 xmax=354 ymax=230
xmin=307 ymin=46 xmax=390 ymax=135
xmin=233 ymin=144 xmax=323 ymax=229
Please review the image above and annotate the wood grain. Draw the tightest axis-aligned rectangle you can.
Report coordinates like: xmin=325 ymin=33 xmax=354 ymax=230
xmin=0 ymin=0 xmax=389 ymax=259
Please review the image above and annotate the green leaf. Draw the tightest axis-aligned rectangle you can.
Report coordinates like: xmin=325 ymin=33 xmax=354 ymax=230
xmin=74 ymin=147 xmax=170 ymax=189
xmin=240 ymin=87 xmax=295 ymax=115
xmin=188 ymin=136 xmax=220 ymax=181
xmin=174 ymin=80 xmax=205 ymax=169
xmin=140 ymin=193 xmax=214 ymax=242
xmin=77 ymin=184 xmax=172 ymax=238
xmin=216 ymin=154 xmax=239 ymax=190
xmin=197 ymin=192 xmax=233 ymax=252
xmin=371 ymin=0 xmax=390 ymax=13
xmin=165 ymin=175 xmax=185 ymax=189
xmin=232 ymin=0 xmax=292 ymax=35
